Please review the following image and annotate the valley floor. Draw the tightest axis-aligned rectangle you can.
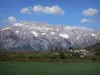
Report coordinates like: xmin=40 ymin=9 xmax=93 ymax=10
xmin=0 ymin=61 xmax=100 ymax=75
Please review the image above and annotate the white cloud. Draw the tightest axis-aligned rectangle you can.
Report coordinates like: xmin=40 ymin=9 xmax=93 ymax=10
xmin=20 ymin=7 xmax=32 ymax=14
xmin=81 ymin=19 xmax=90 ymax=23
xmin=0 ymin=16 xmax=17 ymax=24
xmin=82 ymin=8 xmax=98 ymax=16
xmin=8 ymin=16 xmax=16 ymax=22
xmin=33 ymin=5 xmax=44 ymax=13
xmin=20 ymin=5 xmax=65 ymax=15
xmin=81 ymin=18 xmax=100 ymax=23
xmin=33 ymin=5 xmax=65 ymax=15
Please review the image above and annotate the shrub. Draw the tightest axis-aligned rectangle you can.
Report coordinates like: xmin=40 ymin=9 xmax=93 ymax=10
xmin=95 ymin=52 xmax=100 ymax=56
xmin=59 ymin=52 xmax=66 ymax=59
xmin=91 ymin=56 xmax=97 ymax=61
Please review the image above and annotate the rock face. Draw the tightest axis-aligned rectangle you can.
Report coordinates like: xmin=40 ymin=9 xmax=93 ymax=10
xmin=0 ymin=21 xmax=100 ymax=51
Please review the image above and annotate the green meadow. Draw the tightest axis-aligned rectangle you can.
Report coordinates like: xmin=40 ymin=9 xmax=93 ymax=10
xmin=0 ymin=61 xmax=100 ymax=75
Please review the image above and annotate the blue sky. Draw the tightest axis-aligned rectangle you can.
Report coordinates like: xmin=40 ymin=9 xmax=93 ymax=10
xmin=0 ymin=0 xmax=100 ymax=30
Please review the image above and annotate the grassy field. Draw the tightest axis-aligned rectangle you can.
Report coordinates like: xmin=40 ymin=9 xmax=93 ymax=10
xmin=0 ymin=61 xmax=100 ymax=75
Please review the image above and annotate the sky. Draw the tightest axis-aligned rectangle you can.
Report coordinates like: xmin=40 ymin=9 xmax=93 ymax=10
xmin=0 ymin=0 xmax=100 ymax=30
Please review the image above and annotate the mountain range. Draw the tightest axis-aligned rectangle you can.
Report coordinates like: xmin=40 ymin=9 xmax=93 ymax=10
xmin=0 ymin=21 xmax=100 ymax=51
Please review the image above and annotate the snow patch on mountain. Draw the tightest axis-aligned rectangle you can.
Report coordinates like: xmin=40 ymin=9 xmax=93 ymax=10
xmin=31 ymin=31 xmax=38 ymax=37
xmin=1 ymin=27 xmax=10 ymax=31
xmin=59 ymin=34 xmax=69 ymax=39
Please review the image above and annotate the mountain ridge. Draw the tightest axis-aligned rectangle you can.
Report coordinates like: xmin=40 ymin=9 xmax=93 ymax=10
xmin=0 ymin=21 xmax=100 ymax=51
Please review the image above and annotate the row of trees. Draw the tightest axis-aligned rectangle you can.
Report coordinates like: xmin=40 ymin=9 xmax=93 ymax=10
xmin=0 ymin=47 xmax=100 ymax=61
xmin=0 ymin=51 xmax=99 ymax=61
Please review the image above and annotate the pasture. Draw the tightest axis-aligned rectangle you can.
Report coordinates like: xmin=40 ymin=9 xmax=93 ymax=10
xmin=0 ymin=61 xmax=100 ymax=75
